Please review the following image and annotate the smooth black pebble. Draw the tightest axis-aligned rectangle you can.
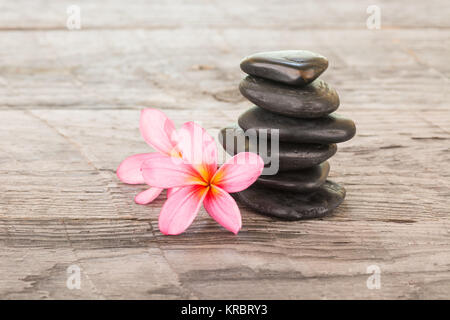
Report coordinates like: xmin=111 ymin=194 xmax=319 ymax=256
xmin=240 ymin=50 xmax=329 ymax=86
xmin=239 ymin=76 xmax=339 ymax=118
xmin=239 ymin=106 xmax=356 ymax=144
xmin=255 ymin=161 xmax=330 ymax=192
xmin=219 ymin=125 xmax=337 ymax=171
xmin=234 ymin=180 xmax=346 ymax=220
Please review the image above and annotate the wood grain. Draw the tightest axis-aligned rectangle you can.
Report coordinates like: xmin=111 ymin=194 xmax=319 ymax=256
xmin=0 ymin=0 xmax=449 ymax=299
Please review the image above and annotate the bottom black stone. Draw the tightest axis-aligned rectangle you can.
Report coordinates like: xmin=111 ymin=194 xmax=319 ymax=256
xmin=234 ymin=180 xmax=345 ymax=220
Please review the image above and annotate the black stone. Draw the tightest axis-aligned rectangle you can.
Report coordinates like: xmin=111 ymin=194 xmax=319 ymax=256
xmin=240 ymin=50 xmax=329 ymax=86
xmin=218 ymin=125 xmax=337 ymax=171
xmin=234 ymin=180 xmax=346 ymax=220
xmin=238 ymin=106 xmax=356 ymax=144
xmin=255 ymin=161 xmax=330 ymax=192
xmin=239 ymin=76 xmax=339 ymax=118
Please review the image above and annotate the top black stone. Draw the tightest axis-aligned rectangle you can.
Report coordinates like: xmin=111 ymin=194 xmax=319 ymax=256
xmin=240 ymin=50 xmax=329 ymax=86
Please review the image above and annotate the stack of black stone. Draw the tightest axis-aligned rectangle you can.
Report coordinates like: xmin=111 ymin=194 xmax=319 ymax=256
xmin=219 ymin=50 xmax=356 ymax=220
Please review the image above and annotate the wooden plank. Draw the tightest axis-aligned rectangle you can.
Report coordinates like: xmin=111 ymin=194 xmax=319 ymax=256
xmin=0 ymin=0 xmax=449 ymax=299
xmin=0 ymin=0 xmax=448 ymax=29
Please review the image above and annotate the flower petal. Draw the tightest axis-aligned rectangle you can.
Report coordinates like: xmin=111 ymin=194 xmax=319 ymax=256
xmin=212 ymin=152 xmax=264 ymax=193
xmin=177 ymin=121 xmax=218 ymax=181
xmin=116 ymin=153 xmax=156 ymax=184
xmin=204 ymin=186 xmax=241 ymax=234
xmin=166 ymin=187 xmax=180 ymax=198
xmin=158 ymin=185 xmax=208 ymax=235
xmin=140 ymin=108 xmax=179 ymax=156
xmin=141 ymin=154 xmax=205 ymax=188
xmin=134 ymin=187 xmax=163 ymax=205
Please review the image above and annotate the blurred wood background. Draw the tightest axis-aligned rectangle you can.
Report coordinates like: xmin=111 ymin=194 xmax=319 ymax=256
xmin=0 ymin=0 xmax=449 ymax=299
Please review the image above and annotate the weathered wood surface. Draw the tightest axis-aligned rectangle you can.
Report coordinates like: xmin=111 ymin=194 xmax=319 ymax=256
xmin=0 ymin=0 xmax=449 ymax=299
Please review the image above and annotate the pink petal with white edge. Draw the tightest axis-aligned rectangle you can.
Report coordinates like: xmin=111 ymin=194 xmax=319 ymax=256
xmin=141 ymin=154 xmax=205 ymax=189
xmin=166 ymin=187 xmax=180 ymax=198
xmin=212 ymin=152 xmax=264 ymax=193
xmin=158 ymin=185 xmax=208 ymax=235
xmin=140 ymin=108 xmax=179 ymax=156
xmin=177 ymin=121 xmax=218 ymax=181
xmin=204 ymin=186 xmax=241 ymax=234
xmin=116 ymin=153 xmax=157 ymax=184
xmin=134 ymin=187 xmax=163 ymax=205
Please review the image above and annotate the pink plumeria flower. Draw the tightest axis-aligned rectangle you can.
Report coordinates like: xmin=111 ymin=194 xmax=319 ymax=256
xmin=141 ymin=122 xmax=264 ymax=235
xmin=116 ymin=108 xmax=182 ymax=204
